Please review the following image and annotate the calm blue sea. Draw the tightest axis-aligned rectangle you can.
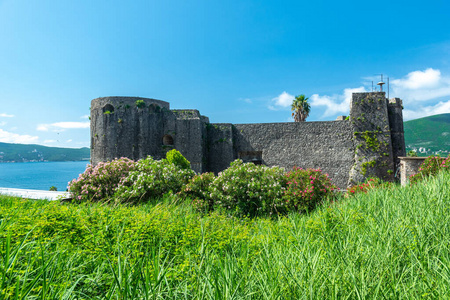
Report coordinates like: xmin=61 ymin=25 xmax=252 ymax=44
xmin=0 ymin=161 xmax=88 ymax=191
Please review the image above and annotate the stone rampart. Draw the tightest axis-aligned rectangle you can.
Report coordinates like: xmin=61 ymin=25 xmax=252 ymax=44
xmin=90 ymin=92 xmax=405 ymax=189
xmin=230 ymin=121 xmax=354 ymax=188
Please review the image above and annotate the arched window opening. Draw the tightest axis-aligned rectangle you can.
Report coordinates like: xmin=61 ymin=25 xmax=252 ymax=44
xmin=163 ymin=135 xmax=174 ymax=145
xmin=103 ymin=104 xmax=115 ymax=114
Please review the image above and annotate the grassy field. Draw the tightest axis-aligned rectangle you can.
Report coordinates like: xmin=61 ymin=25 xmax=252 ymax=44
xmin=0 ymin=172 xmax=449 ymax=299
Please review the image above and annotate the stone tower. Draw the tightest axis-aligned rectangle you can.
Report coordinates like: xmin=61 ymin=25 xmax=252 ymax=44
xmin=90 ymin=96 xmax=208 ymax=173
xmin=348 ymin=92 xmax=405 ymax=185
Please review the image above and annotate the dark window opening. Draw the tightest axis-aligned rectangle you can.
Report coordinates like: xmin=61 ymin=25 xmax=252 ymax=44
xmin=238 ymin=151 xmax=263 ymax=165
xmin=163 ymin=135 xmax=174 ymax=145
xmin=103 ymin=104 xmax=115 ymax=114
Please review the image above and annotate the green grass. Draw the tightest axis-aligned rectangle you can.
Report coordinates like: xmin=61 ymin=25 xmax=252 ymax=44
xmin=404 ymin=113 xmax=450 ymax=155
xmin=1 ymin=172 xmax=450 ymax=298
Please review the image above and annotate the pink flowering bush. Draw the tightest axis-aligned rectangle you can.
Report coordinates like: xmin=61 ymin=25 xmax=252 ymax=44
xmin=114 ymin=156 xmax=195 ymax=204
xmin=410 ymin=156 xmax=450 ymax=184
xmin=209 ymin=160 xmax=287 ymax=217
xmin=68 ymin=157 xmax=136 ymax=202
xmin=347 ymin=177 xmax=391 ymax=196
xmin=282 ymin=167 xmax=337 ymax=212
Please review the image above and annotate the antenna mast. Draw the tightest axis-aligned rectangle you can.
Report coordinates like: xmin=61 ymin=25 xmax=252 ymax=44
xmin=377 ymin=74 xmax=385 ymax=92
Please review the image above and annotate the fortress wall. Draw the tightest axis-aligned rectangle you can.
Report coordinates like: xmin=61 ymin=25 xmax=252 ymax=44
xmin=388 ymin=98 xmax=406 ymax=171
xmin=206 ymin=123 xmax=235 ymax=174
xmin=231 ymin=121 xmax=355 ymax=189
xmin=90 ymin=92 xmax=405 ymax=188
xmin=91 ymin=97 xmax=168 ymax=165
xmin=170 ymin=110 xmax=206 ymax=173
xmin=348 ymin=92 xmax=395 ymax=184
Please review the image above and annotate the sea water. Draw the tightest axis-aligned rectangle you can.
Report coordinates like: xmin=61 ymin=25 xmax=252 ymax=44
xmin=0 ymin=161 xmax=88 ymax=191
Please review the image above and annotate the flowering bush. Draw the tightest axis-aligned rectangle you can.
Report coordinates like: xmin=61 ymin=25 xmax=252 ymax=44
xmin=166 ymin=149 xmax=191 ymax=170
xmin=282 ymin=167 xmax=337 ymax=212
xmin=68 ymin=158 xmax=136 ymax=202
xmin=178 ymin=172 xmax=216 ymax=213
xmin=410 ymin=156 xmax=449 ymax=184
xmin=114 ymin=156 xmax=195 ymax=203
xmin=347 ymin=177 xmax=391 ymax=196
xmin=209 ymin=160 xmax=286 ymax=217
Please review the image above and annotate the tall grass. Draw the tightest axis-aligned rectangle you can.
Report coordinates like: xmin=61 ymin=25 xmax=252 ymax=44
xmin=0 ymin=171 xmax=449 ymax=298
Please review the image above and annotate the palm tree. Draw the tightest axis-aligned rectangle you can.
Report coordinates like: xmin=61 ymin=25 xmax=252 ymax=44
xmin=291 ymin=94 xmax=310 ymax=122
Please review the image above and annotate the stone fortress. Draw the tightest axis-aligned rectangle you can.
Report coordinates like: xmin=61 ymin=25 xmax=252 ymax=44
xmin=90 ymin=92 xmax=405 ymax=189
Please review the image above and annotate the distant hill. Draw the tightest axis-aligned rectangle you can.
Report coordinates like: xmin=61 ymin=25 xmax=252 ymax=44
xmin=0 ymin=142 xmax=90 ymax=162
xmin=404 ymin=113 xmax=450 ymax=157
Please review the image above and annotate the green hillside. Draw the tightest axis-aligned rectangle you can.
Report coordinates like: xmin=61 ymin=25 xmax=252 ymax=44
xmin=404 ymin=113 xmax=450 ymax=156
xmin=0 ymin=142 xmax=90 ymax=162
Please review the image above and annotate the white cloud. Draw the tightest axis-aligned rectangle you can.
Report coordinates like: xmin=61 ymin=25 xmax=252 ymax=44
xmin=0 ymin=121 xmax=6 ymax=126
xmin=43 ymin=139 xmax=57 ymax=144
xmin=270 ymin=91 xmax=295 ymax=110
xmin=37 ymin=121 xmax=90 ymax=131
xmin=392 ymin=68 xmax=441 ymax=90
xmin=391 ymin=68 xmax=450 ymax=102
xmin=403 ymin=100 xmax=450 ymax=120
xmin=66 ymin=139 xmax=73 ymax=143
xmin=0 ymin=129 xmax=38 ymax=144
xmin=81 ymin=115 xmax=90 ymax=119
xmin=310 ymin=86 xmax=367 ymax=117
xmin=0 ymin=113 xmax=14 ymax=118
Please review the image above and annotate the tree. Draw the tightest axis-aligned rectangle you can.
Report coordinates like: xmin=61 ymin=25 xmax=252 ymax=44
xmin=291 ymin=94 xmax=311 ymax=122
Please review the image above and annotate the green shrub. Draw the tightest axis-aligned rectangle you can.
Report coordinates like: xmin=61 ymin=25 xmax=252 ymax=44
xmin=209 ymin=160 xmax=286 ymax=217
xmin=166 ymin=149 xmax=191 ymax=170
xmin=135 ymin=99 xmax=146 ymax=108
xmin=283 ymin=167 xmax=337 ymax=212
xmin=114 ymin=156 xmax=195 ymax=203
xmin=409 ymin=156 xmax=448 ymax=184
xmin=68 ymin=157 xmax=136 ymax=202
xmin=178 ymin=172 xmax=215 ymax=213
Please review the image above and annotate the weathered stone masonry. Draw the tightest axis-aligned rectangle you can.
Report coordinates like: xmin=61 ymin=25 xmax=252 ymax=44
xmin=90 ymin=92 xmax=405 ymax=189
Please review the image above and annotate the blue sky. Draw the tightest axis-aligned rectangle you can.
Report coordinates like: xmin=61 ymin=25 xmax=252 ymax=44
xmin=0 ymin=0 xmax=449 ymax=148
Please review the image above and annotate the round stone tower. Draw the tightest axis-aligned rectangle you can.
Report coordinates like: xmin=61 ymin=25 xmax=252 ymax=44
xmin=90 ymin=96 xmax=170 ymax=165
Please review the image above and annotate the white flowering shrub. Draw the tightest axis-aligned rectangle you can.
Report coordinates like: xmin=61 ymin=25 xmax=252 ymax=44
xmin=114 ymin=156 xmax=195 ymax=204
xmin=209 ymin=160 xmax=287 ymax=217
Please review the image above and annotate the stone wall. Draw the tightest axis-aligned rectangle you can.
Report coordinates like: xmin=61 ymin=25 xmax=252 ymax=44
xmin=90 ymin=97 xmax=169 ymax=165
xmin=90 ymin=92 xmax=405 ymax=190
xmin=206 ymin=123 xmax=234 ymax=174
xmin=399 ymin=157 xmax=427 ymax=186
xmin=388 ymin=98 xmax=406 ymax=171
xmin=231 ymin=121 xmax=355 ymax=189
xmin=204 ymin=121 xmax=355 ymax=188
xmin=348 ymin=92 xmax=395 ymax=185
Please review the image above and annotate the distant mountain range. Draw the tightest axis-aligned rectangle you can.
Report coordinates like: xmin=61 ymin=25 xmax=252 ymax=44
xmin=0 ymin=142 xmax=90 ymax=162
xmin=404 ymin=113 xmax=450 ymax=157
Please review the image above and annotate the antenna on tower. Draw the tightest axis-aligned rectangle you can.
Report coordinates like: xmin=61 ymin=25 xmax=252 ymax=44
xmin=377 ymin=74 xmax=385 ymax=92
